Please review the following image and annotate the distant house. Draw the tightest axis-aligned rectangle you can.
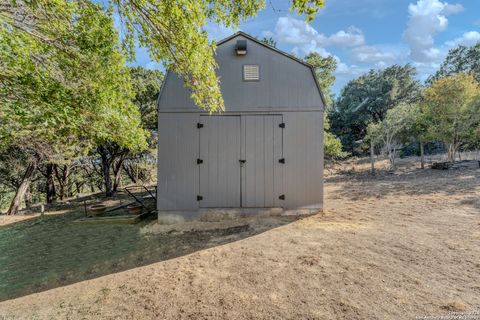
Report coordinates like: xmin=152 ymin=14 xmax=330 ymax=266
xmin=157 ymin=32 xmax=325 ymax=218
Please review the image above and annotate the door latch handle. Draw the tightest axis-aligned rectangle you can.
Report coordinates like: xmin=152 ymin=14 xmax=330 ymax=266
xmin=239 ymin=160 xmax=246 ymax=164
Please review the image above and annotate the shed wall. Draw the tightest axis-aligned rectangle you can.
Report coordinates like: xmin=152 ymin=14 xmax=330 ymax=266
xmin=283 ymin=112 xmax=324 ymax=209
xmin=157 ymin=111 xmax=323 ymax=211
xmin=157 ymin=113 xmax=199 ymax=211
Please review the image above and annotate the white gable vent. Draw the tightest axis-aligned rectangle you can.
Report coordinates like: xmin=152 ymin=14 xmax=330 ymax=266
xmin=243 ymin=65 xmax=259 ymax=81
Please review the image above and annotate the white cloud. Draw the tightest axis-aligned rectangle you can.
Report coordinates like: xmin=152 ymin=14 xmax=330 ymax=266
xmin=350 ymin=45 xmax=397 ymax=63
xmin=264 ymin=16 xmax=400 ymax=80
xmin=403 ymin=0 xmax=464 ymax=62
xmin=268 ymin=16 xmax=365 ymax=55
xmin=335 ymin=62 xmax=367 ymax=76
xmin=442 ymin=3 xmax=464 ymax=15
xmin=327 ymin=27 xmax=365 ymax=47
xmin=445 ymin=31 xmax=480 ymax=47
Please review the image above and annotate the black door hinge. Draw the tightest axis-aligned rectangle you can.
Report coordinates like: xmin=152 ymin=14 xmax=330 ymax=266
xmin=279 ymin=158 xmax=285 ymax=164
xmin=279 ymin=123 xmax=285 ymax=129
xmin=279 ymin=195 xmax=285 ymax=200
xmin=197 ymin=158 xmax=203 ymax=164
xmin=197 ymin=123 xmax=204 ymax=129
xmin=197 ymin=195 xmax=203 ymax=201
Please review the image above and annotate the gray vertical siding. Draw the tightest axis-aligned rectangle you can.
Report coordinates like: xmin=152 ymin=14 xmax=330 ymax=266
xmin=242 ymin=115 xmax=283 ymax=207
xmin=157 ymin=32 xmax=324 ymax=213
xmin=283 ymin=111 xmax=324 ymax=209
xmin=157 ymin=113 xmax=199 ymax=210
xmin=158 ymin=34 xmax=324 ymax=112
xmin=199 ymin=116 xmax=241 ymax=207
xmin=157 ymin=111 xmax=323 ymax=211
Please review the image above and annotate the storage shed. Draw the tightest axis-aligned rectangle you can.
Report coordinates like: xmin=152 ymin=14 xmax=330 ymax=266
xmin=157 ymin=31 xmax=325 ymax=219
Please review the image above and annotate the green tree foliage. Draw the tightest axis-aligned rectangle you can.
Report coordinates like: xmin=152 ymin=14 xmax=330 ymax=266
xmin=366 ymin=103 xmax=419 ymax=169
xmin=430 ymin=42 xmax=480 ymax=83
xmin=96 ymin=67 xmax=163 ymax=196
xmin=114 ymin=66 xmax=163 ymax=193
xmin=323 ymin=118 xmax=346 ymax=159
xmin=2 ymin=1 xmax=326 ymax=114
xmin=330 ymin=64 xmax=421 ymax=154
xmin=130 ymin=67 xmax=164 ymax=131
xmin=1 ymin=1 xmax=147 ymax=152
xmin=0 ymin=1 xmax=147 ymax=213
xmin=421 ymin=73 xmax=480 ymax=161
xmin=106 ymin=0 xmax=324 ymax=112
xmin=304 ymin=53 xmax=336 ymax=108
xmin=259 ymin=37 xmax=277 ymax=48
xmin=303 ymin=52 xmax=345 ymax=158
xmin=291 ymin=0 xmax=326 ymax=21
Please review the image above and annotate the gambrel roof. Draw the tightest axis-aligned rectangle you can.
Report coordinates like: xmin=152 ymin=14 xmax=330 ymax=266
xmin=158 ymin=31 xmax=326 ymax=112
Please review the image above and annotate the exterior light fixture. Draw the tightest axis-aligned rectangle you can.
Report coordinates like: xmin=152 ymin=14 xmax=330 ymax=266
xmin=235 ymin=40 xmax=247 ymax=55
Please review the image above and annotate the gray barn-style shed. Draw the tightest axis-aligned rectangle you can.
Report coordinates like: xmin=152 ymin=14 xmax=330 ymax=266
xmin=157 ymin=32 xmax=325 ymax=218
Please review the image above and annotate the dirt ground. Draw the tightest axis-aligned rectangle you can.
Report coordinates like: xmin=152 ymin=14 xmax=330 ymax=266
xmin=0 ymin=159 xmax=479 ymax=320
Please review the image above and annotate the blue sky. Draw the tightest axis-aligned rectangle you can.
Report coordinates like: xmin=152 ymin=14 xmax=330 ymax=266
xmin=132 ymin=0 xmax=480 ymax=95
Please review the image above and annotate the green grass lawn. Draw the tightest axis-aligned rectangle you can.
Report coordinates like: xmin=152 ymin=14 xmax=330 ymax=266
xmin=0 ymin=208 xmax=255 ymax=301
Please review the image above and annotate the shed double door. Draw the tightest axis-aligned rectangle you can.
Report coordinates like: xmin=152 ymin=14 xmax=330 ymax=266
xmin=199 ymin=115 xmax=283 ymax=208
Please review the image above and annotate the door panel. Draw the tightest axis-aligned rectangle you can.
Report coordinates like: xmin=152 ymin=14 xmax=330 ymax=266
xmin=199 ymin=116 xmax=241 ymax=207
xmin=242 ymin=115 xmax=283 ymax=207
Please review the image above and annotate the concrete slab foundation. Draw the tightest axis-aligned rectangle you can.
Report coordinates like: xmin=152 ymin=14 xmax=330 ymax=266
xmin=157 ymin=207 xmax=322 ymax=225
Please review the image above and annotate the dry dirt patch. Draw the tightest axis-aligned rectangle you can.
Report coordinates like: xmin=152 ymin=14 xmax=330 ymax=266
xmin=0 ymin=165 xmax=479 ymax=320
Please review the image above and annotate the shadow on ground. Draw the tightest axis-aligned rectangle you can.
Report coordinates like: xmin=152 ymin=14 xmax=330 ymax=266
xmin=0 ymin=208 xmax=297 ymax=302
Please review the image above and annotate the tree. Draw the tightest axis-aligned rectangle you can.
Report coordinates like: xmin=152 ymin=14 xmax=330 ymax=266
xmin=95 ymin=67 xmax=164 ymax=195
xmin=0 ymin=1 xmax=147 ymax=213
xmin=304 ymin=53 xmax=337 ymax=108
xmin=406 ymin=104 xmax=431 ymax=169
xmin=118 ymin=67 xmax=163 ymax=189
xmin=303 ymin=52 xmax=346 ymax=159
xmin=130 ymin=67 xmax=164 ymax=131
xmin=1 ymin=0 xmax=326 ymax=212
xmin=259 ymin=37 xmax=277 ymax=47
xmin=366 ymin=103 xmax=419 ymax=169
xmin=430 ymin=42 xmax=480 ymax=83
xmin=330 ymin=64 xmax=421 ymax=154
xmin=4 ymin=0 xmax=325 ymax=113
xmin=323 ymin=120 xmax=345 ymax=159
xmin=422 ymin=73 xmax=480 ymax=162
xmin=0 ymin=143 xmax=44 ymax=209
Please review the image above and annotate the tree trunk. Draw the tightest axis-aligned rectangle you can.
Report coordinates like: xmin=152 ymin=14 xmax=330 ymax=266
xmin=123 ymin=163 xmax=138 ymax=184
xmin=420 ymin=141 xmax=425 ymax=169
xmin=447 ymin=143 xmax=455 ymax=162
xmin=7 ymin=161 xmax=37 ymax=215
xmin=24 ymin=186 xmax=32 ymax=209
xmin=370 ymin=139 xmax=375 ymax=175
xmin=102 ymin=158 xmax=113 ymax=197
xmin=386 ymin=142 xmax=395 ymax=169
xmin=74 ymin=181 xmax=83 ymax=196
xmin=391 ymin=147 xmax=396 ymax=169
xmin=98 ymin=146 xmax=113 ymax=197
xmin=112 ymin=152 xmax=127 ymax=192
xmin=113 ymin=166 xmax=123 ymax=192
xmin=46 ymin=163 xmax=56 ymax=204
xmin=54 ymin=164 xmax=71 ymax=200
